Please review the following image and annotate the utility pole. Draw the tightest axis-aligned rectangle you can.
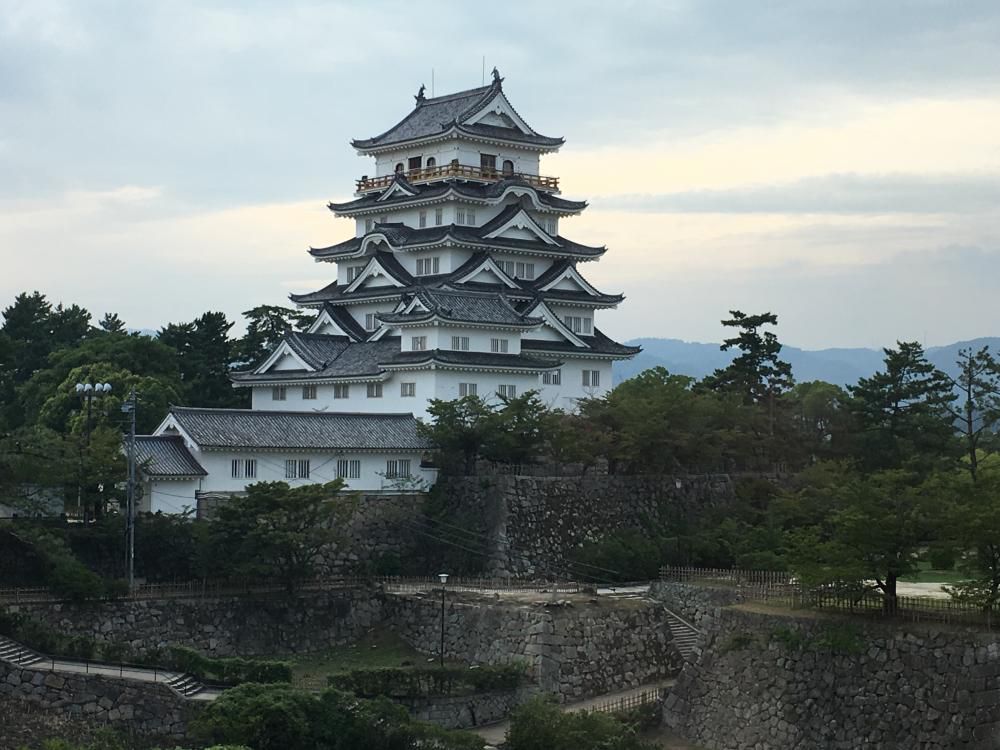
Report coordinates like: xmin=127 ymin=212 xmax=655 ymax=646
xmin=122 ymin=388 xmax=138 ymax=590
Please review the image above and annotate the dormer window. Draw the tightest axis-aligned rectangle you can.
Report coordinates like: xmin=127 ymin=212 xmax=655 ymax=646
xmin=347 ymin=265 xmax=365 ymax=283
xmin=416 ymin=257 xmax=440 ymax=276
xmin=502 ymin=159 xmax=514 ymax=177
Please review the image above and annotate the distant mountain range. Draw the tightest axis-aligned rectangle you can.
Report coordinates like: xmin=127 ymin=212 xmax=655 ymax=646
xmin=613 ymin=337 xmax=1000 ymax=387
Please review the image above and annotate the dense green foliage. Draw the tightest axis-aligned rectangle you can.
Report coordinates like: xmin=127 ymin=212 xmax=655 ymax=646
xmin=505 ymin=696 xmax=656 ymax=750
xmin=166 ymin=646 xmax=293 ymax=685
xmin=190 ymin=683 xmax=483 ymax=750
xmin=327 ymin=663 xmax=525 ymax=697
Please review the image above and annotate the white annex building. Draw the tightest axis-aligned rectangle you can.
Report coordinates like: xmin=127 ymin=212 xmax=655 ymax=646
xmin=135 ymin=71 xmax=637 ymax=514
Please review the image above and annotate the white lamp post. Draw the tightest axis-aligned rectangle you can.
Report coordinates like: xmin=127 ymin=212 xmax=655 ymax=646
xmin=438 ymin=572 xmax=449 ymax=668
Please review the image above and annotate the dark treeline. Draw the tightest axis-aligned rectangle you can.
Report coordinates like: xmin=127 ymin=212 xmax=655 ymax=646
xmin=0 ymin=290 xmax=310 ymax=517
xmin=419 ymin=311 xmax=1000 ymax=612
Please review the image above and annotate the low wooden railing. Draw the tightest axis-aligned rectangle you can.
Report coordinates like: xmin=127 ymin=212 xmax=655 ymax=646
xmin=356 ymin=163 xmax=559 ymax=193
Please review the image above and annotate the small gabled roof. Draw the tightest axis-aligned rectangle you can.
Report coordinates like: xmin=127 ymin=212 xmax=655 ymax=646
xmin=376 ymin=289 xmax=543 ymax=328
xmin=233 ymin=335 xmax=402 ymax=383
xmin=134 ymin=435 xmax=207 ymax=478
xmin=162 ymin=407 xmax=430 ymax=452
xmin=521 ymin=328 xmax=642 ymax=359
xmin=351 ymin=76 xmax=563 ymax=152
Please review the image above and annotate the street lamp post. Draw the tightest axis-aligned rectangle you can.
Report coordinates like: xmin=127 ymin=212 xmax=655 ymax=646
xmin=74 ymin=382 xmax=112 ymax=520
xmin=438 ymin=572 xmax=449 ymax=668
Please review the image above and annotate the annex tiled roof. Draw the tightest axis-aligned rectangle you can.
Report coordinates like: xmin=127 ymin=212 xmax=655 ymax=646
xmin=134 ymin=435 xmax=207 ymax=478
xmin=232 ymin=336 xmax=402 ymax=382
xmin=351 ymin=80 xmax=562 ymax=151
xmin=166 ymin=407 xmax=429 ymax=451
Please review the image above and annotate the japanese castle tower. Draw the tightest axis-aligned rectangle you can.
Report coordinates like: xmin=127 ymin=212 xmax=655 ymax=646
xmin=232 ymin=70 xmax=638 ymax=417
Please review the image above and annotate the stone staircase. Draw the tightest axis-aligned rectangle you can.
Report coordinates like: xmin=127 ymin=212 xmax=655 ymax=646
xmin=164 ymin=672 xmax=207 ymax=698
xmin=0 ymin=634 xmax=44 ymax=667
xmin=663 ymin=609 xmax=702 ymax=661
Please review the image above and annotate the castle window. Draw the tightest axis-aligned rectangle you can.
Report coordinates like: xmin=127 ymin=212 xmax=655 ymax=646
xmin=285 ymin=459 xmax=310 ymax=479
xmin=497 ymin=384 xmax=517 ymax=398
xmin=514 ymin=262 xmax=535 ymax=280
xmin=502 ymin=159 xmax=514 ymax=177
xmin=333 ymin=384 xmax=350 ymax=399
xmin=416 ymin=257 xmax=440 ymax=276
xmin=542 ymin=369 xmax=562 ymax=386
xmin=408 ymin=156 xmax=421 ymax=171
xmin=419 ymin=210 xmax=427 ymax=228
xmin=563 ymin=315 xmax=593 ymax=335
xmin=459 ymin=382 xmax=477 ymax=397
xmin=302 ymin=385 xmax=317 ymax=400
xmin=401 ymin=382 xmax=416 ymax=397
xmin=365 ymin=313 xmax=377 ymax=331
xmin=367 ymin=382 xmax=383 ymax=398
xmin=365 ymin=218 xmax=373 ymax=232
xmin=456 ymin=208 xmax=466 ymax=225
xmin=336 ymin=459 xmax=361 ymax=479
xmin=467 ymin=208 xmax=476 ymax=225
xmin=385 ymin=458 xmax=411 ymax=479
xmin=480 ymin=153 xmax=497 ymax=174
xmin=582 ymin=369 xmax=601 ymax=388
xmin=271 ymin=386 xmax=286 ymax=401
xmin=231 ymin=459 xmax=257 ymax=479
xmin=435 ymin=208 xmax=443 ymax=226
xmin=394 ymin=163 xmax=404 ymax=173
xmin=491 ymin=338 xmax=509 ymax=353
xmin=411 ymin=336 xmax=427 ymax=351
xmin=426 ymin=157 xmax=437 ymax=168
xmin=347 ymin=265 xmax=365 ymax=282
xmin=451 ymin=336 xmax=469 ymax=351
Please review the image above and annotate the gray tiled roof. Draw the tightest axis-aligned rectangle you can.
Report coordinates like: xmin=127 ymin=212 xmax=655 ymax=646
xmin=167 ymin=407 xmax=430 ymax=451
xmin=384 ymin=349 xmax=559 ymax=371
xmin=328 ymin=178 xmax=587 ymax=214
xmin=134 ymin=435 xmax=207 ymax=478
xmin=521 ymin=329 xmax=642 ymax=358
xmin=232 ymin=336 xmax=402 ymax=383
xmin=351 ymin=81 xmax=562 ymax=151
xmin=377 ymin=289 xmax=542 ymax=327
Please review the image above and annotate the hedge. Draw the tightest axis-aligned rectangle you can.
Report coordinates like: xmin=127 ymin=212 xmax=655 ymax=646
xmin=327 ymin=663 xmax=525 ymax=698
xmin=166 ymin=646 xmax=292 ymax=685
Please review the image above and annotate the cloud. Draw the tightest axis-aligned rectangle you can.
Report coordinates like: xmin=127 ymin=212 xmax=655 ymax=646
xmin=597 ymin=173 xmax=1000 ymax=215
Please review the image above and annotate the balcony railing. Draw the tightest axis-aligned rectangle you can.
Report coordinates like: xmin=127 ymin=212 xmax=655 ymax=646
xmin=356 ymin=163 xmax=559 ymax=194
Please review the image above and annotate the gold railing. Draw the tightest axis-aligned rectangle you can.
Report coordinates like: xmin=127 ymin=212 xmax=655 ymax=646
xmin=356 ymin=163 xmax=559 ymax=193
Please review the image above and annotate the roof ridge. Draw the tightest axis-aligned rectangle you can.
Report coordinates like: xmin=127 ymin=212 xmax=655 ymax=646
xmin=172 ymin=405 xmax=417 ymax=419
xmin=421 ymin=83 xmax=493 ymax=105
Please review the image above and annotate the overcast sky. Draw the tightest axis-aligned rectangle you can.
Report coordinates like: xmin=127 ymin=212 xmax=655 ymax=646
xmin=2 ymin=0 xmax=999 ymax=349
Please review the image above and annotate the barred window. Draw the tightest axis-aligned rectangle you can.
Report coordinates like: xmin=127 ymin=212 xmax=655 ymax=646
xmin=386 ymin=459 xmax=412 ymax=479
xmin=285 ymin=459 xmax=310 ymax=479
xmin=401 ymin=382 xmax=416 ymax=397
xmin=497 ymin=384 xmax=517 ymax=398
xmin=271 ymin=386 xmax=286 ymax=401
xmin=491 ymin=338 xmax=509 ymax=353
xmin=459 ymin=382 xmax=477 ymax=397
xmin=333 ymin=384 xmax=350 ymax=399
xmin=302 ymin=385 xmax=317 ymax=400
xmin=336 ymin=459 xmax=361 ymax=479
xmin=582 ymin=369 xmax=601 ymax=388
xmin=367 ymin=382 xmax=383 ymax=398
xmin=542 ymin=369 xmax=562 ymax=385
xmin=231 ymin=459 xmax=257 ymax=479
xmin=451 ymin=336 xmax=469 ymax=351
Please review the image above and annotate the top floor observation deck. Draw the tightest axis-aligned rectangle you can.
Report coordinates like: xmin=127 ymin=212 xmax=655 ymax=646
xmin=356 ymin=160 xmax=559 ymax=195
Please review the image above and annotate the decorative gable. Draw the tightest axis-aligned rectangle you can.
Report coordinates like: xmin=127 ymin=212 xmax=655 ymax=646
xmin=307 ymin=308 xmax=355 ymax=339
xmin=538 ymin=265 xmax=603 ymax=296
xmin=463 ymin=91 xmax=534 ymax=135
xmin=483 ymin=209 xmax=557 ymax=245
xmin=453 ymin=257 xmax=520 ymax=288
xmin=522 ymin=300 xmax=587 ymax=347
xmin=345 ymin=257 xmax=408 ymax=293
xmin=254 ymin=341 xmax=315 ymax=374
xmin=377 ymin=180 xmax=419 ymax=202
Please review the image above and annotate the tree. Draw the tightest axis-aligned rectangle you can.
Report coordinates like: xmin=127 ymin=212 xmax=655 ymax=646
xmin=782 ymin=380 xmax=855 ymax=464
xmin=481 ymin=391 xmax=549 ymax=468
xmin=787 ymin=465 xmax=930 ymax=613
xmin=206 ymin=481 xmax=355 ymax=591
xmin=849 ymin=341 xmax=957 ymax=473
xmin=506 ymin=695 xmax=655 ymax=750
xmin=941 ymin=346 xmax=1000 ymax=481
xmin=700 ymin=311 xmax=794 ymax=436
xmin=236 ymin=304 xmax=312 ymax=367
xmin=98 ymin=312 xmax=126 ymax=334
xmin=160 ymin=311 xmax=243 ymax=408
xmin=419 ymin=396 xmax=495 ymax=474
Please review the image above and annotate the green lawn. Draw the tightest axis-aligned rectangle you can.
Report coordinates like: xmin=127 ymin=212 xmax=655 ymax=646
xmin=899 ymin=561 xmax=967 ymax=585
xmin=285 ymin=629 xmax=455 ymax=690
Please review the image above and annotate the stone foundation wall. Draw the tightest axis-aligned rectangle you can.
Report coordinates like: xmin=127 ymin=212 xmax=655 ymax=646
xmin=387 ymin=592 xmax=681 ymax=701
xmin=648 ymin=581 xmax=742 ymax=630
xmin=402 ymin=688 xmax=531 ymax=729
xmin=319 ymin=493 xmax=424 ymax=574
xmin=8 ymin=588 xmax=384 ymax=657
xmin=664 ymin=607 xmax=1000 ymax=749
xmin=437 ymin=474 xmax=736 ymax=576
xmin=0 ymin=661 xmax=194 ymax=742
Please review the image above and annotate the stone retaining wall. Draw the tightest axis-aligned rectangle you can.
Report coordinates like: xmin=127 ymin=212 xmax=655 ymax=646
xmin=648 ymin=581 xmax=742 ymax=630
xmin=402 ymin=688 xmax=531 ymax=730
xmin=387 ymin=592 xmax=681 ymax=701
xmin=437 ymin=474 xmax=736 ymax=576
xmin=0 ymin=661 xmax=194 ymax=742
xmin=8 ymin=588 xmax=384 ymax=657
xmin=664 ymin=606 xmax=1000 ymax=749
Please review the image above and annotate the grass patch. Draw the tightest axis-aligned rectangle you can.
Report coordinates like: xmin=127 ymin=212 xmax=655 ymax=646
xmin=898 ymin=561 xmax=967 ymax=584
xmin=284 ymin=629 xmax=459 ymax=690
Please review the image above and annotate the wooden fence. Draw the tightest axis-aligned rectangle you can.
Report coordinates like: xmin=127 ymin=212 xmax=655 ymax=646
xmin=584 ymin=686 xmax=664 ymax=715
xmin=659 ymin=566 xmax=999 ymax=630
xmin=0 ymin=575 xmax=579 ymax=604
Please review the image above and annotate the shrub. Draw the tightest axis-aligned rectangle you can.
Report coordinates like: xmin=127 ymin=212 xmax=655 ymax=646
xmin=928 ymin=545 xmax=957 ymax=571
xmin=505 ymin=695 xmax=656 ymax=750
xmin=327 ymin=663 xmax=526 ymax=698
xmin=166 ymin=646 xmax=292 ymax=685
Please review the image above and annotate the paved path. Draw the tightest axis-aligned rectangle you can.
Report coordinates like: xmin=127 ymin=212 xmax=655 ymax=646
xmin=472 ymin=680 xmax=674 ymax=746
